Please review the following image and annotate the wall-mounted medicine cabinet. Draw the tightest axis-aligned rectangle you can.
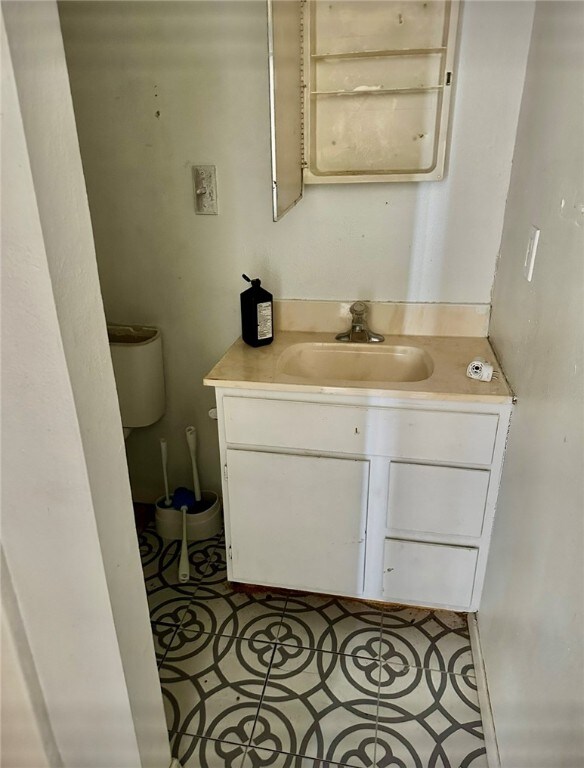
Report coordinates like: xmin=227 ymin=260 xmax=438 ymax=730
xmin=268 ymin=0 xmax=460 ymax=220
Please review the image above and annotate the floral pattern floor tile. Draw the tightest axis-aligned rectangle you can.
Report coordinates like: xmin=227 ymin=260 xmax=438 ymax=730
xmin=139 ymin=524 xmax=486 ymax=768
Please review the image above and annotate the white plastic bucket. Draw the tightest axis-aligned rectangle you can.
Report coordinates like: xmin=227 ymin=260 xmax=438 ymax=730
xmin=155 ymin=491 xmax=222 ymax=541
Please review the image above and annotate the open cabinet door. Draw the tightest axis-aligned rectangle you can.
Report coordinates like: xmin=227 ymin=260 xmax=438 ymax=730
xmin=267 ymin=0 xmax=303 ymax=221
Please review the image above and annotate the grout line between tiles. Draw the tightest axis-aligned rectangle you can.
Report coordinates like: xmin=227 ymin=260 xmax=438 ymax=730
xmin=385 ymin=660 xmax=477 ymax=679
xmin=372 ymin=619 xmax=383 ymax=768
xmin=245 ymin=637 xmax=279 ymax=751
xmin=164 ymin=602 xmax=282 ymax=749
xmin=243 ymin=742 xmax=356 ymax=768
xmin=379 ymin=615 xmax=475 ymax=678
xmin=151 ymin=618 xmax=184 ymax=628
xmin=273 ymin=641 xmax=385 ymax=662
xmin=155 ymin=622 xmax=180 ymax=669
xmin=165 ymin=626 xmax=283 ymax=649
xmin=162 ymin=635 xmax=279 ymax=746
xmin=243 ymin=595 xmax=345 ymax=768
xmin=147 ymin=539 xmax=485 ymax=766
xmin=251 ymin=611 xmax=383 ymax=768
xmin=175 ymin=731 xmax=248 ymax=749
xmin=168 ymin=729 xmax=251 ymax=763
xmin=170 ymin=622 xmax=288 ymax=646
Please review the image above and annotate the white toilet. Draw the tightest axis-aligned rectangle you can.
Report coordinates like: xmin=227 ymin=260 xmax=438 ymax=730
xmin=107 ymin=324 xmax=165 ymax=438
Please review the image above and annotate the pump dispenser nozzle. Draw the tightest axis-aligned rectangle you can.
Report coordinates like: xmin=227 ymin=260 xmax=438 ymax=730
xmin=242 ymin=274 xmax=261 ymax=289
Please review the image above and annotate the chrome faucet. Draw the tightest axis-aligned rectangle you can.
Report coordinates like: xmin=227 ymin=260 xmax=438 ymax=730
xmin=335 ymin=301 xmax=385 ymax=343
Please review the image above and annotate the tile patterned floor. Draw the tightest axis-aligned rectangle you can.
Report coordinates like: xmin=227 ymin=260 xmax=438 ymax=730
xmin=139 ymin=525 xmax=487 ymax=768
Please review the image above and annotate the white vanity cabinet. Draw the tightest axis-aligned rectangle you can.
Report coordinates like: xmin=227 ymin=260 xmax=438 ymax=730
xmin=213 ymin=389 xmax=512 ymax=612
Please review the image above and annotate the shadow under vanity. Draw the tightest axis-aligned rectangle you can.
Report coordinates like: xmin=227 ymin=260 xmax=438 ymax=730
xmin=204 ymin=322 xmax=512 ymax=614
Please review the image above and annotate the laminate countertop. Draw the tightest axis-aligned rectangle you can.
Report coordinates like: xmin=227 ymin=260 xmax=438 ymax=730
xmin=204 ymin=332 xmax=513 ymax=404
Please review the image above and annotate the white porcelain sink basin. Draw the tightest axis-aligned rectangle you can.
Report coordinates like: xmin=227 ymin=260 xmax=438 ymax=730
xmin=277 ymin=342 xmax=434 ymax=384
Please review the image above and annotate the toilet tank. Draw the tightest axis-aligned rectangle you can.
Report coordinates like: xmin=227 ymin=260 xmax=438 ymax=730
xmin=107 ymin=324 xmax=165 ymax=428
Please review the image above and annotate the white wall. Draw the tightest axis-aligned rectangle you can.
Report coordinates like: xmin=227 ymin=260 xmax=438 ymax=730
xmin=2 ymin=13 xmax=141 ymax=765
xmin=479 ymin=3 xmax=584 ymax=767
xmin=58 ymin=0 xmax=534 ymax=498
xmin=2 ymin=4 xmax=170 ymax=766
xmin=2 ymin=552 xmax=58 ymax=768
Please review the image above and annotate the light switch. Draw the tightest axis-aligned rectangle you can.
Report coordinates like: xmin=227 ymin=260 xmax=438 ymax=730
xmin=560 ymin=195 xmax=584 ymax=227
xmin=193 ymin=165 xmax=218 ymax=215
xmin=523 ymin=225 xmax=540 ymax=282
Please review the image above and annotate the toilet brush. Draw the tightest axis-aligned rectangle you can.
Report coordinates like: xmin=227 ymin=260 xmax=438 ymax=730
xmin=173 ymin=487 xmax=195 ymax=583
xmin=178 ymin=506 xmax=190 ymax=583
xmin=186 ymin=425 xmax=207 ymax=510
xmin=159 ymin=437 xmax=171 ymax=507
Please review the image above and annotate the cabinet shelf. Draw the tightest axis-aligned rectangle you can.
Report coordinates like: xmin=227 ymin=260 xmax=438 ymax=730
xmin=311 ymin=46 xmax=447 ymax=62
xmin=268 ymin=0 xmax=460 ymax=219
xmin=311 ymin=86 xmax=444 ymax=97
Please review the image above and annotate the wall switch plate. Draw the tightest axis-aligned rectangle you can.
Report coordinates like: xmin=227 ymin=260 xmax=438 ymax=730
xmin=523 ymin=225 xmax=540 ymax=282
xmin=193 ymin=165 xmax=218 ymax=215
xmin=560 ymin=194 xmax=584 ymax=228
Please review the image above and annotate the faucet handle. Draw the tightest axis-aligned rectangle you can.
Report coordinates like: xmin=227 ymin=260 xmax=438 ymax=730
xmin=349 ymin=301 xmax=368 ymax=318
xmin=336 ymin=300 xmax=384 ymax=342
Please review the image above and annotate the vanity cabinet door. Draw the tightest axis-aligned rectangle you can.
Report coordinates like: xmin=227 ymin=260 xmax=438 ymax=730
xmin=225 ymin=449 xmax=369 ymax=596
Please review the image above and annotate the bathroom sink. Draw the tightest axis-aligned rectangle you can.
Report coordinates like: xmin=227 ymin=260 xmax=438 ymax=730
xmin=276 ymin=342 xmax=434 ymax=384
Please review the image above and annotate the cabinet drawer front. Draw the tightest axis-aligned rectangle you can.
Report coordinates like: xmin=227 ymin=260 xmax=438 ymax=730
xmin=223 ymin=397 xmax=498 ymax=464
xmin=383 ymin=539 xmax=478 ymax=609
xmin=387 ymin=463 xmax=490 ymax=538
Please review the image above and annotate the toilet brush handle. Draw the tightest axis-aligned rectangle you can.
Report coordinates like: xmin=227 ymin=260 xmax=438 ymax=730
xmin=177 ymin=506 xmax=190 ymax=583
xmin=160 ymin=437 xmax=170 ymax=505
xmin=186 ymin=426 xmax=201 ymax=502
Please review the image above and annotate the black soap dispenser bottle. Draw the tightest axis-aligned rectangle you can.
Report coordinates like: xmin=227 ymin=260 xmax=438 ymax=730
xmin=240 ymin=274 xmax=274 ymax=347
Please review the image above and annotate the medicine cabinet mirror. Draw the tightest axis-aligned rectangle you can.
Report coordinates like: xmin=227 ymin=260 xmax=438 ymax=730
xmin=268 ymin=0 xmax=460 ymax=220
